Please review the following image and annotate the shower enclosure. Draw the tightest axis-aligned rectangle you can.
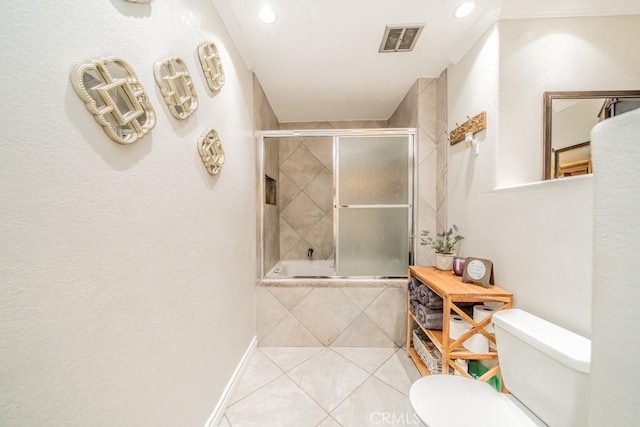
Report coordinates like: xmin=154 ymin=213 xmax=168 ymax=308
xmin=259 ymin=129 xmax=415 ymax=279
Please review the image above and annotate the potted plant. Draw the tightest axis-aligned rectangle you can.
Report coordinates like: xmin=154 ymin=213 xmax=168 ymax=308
xmin=421 ymin=225 xmax=464 ymax=271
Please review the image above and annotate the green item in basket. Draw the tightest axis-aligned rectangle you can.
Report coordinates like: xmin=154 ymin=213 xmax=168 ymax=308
xmin=468 ymin=361 xmax=502 ymax=392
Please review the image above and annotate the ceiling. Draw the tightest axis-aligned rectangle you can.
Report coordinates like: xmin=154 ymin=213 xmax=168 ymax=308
xmin=212 ymin=0 xmax=640 ymax=123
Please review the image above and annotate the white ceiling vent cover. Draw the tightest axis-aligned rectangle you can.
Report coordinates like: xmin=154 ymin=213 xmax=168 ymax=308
xmin=379 ymin=24 xmax=425 ymax=53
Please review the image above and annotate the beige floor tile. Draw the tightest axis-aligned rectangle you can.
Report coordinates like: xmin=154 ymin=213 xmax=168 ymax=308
xmin=316 ymin=416 xmax=342 ymax=427
xmin=229 ymin=349 xmax=283 ymax=405
xmin=373 ymin=349 xmax=422 ymax=395
xmin=330 ymin=347 xmax=397 ymax=373
xmin=287 ymin=349 xmax=369 ymax=412
xmin=260 ymin=346 xmax=324 ymax=372
xmin=331 ymin=376 xmax=421 ymax=427
xmin=226 ymin=375 xmax=327 ymax=427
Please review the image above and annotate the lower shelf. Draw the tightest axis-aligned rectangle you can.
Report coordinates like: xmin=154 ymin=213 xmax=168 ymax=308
xmin=407 ymin=347 xmax=431 ymax=376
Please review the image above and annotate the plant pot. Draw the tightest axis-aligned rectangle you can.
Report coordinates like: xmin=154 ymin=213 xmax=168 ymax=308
xmin=434 ymin=253 xmax=455 ymax=271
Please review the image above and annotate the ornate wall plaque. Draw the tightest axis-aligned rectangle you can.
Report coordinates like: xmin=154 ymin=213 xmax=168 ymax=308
xmin=71 ymin=56 xmax=156 ymax=144
xmin=197 ymin=42 xmax=225 ymax=94
xmin=154 ymin=57 xmax=198 ymax=120
xmin=198 ymin=128 xmax=225 ymax=175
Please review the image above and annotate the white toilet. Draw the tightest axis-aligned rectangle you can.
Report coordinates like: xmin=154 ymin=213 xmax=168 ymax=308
xmin=409 ymin=309 xmax=591 ymax=427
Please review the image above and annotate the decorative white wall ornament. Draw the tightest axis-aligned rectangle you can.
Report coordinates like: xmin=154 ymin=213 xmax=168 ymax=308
xmin=198 ymin=128 xmax=225 ymax=175
xmin=154 ymin=57 xmax=198 ymax=120
xmin=71 ymin=56 xmax=156 ymax=144
xmin=197 ymin=42 xmax=225 ymax=94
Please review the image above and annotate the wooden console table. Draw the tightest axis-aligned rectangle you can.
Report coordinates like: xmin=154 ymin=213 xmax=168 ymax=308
xmin=406 ymin=266 xmax=513 ymax=384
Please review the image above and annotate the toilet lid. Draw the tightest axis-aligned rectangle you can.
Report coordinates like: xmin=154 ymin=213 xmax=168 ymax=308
xmin=409 ymin=375 xmax=543 ymax=427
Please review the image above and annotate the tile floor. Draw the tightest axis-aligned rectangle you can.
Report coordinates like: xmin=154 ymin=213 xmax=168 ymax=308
xmin=221 ymin=347 xmax=426 ymax=427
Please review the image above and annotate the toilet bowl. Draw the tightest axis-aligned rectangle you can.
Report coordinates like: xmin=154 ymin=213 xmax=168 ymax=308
xmin=409 ymin=309 xmax=591 ymax=427
xmin=410 ymin=375 xmax=545 ymax=427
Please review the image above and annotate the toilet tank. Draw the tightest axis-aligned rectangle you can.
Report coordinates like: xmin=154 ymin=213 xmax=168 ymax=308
xmin=492 ymin=309 xmax=591 ymax=427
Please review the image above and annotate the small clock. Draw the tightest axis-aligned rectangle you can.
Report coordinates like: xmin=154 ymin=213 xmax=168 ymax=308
xmin=462 ymin=257 xmax=494 ymax=287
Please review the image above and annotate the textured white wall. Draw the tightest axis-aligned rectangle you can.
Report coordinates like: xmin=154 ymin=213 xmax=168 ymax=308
xmin=590 ymin=108 xmax=640 ymax=426
xmin=498 ymin=16 xmax=640 ymax=186
xmin=447 ymin=20 xmax=596 ymax=337
xmin=0 ymin=0 xmax=256 ymax=425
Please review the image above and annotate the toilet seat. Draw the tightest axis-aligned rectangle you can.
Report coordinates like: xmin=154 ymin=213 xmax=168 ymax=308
xmin=409 ymin=375 xmax=546 ymax=427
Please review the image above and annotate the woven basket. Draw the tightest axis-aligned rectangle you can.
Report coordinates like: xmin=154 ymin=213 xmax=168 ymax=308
xmin=412 ymin=329 xmax=453 ymax=375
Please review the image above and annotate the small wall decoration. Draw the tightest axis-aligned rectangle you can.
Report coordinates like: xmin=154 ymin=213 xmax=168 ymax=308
xmin=71 ymin=56 xmax=156 ymax=144
xmin=198 ymin=128 xmax=225 ymax=175
xmin=154 ymin=57 xmax=198 ymax=120
xmin=447 ymin=112 xmax=487 ymax=145
xmin=197 ymin=41 xmax=225 ymax=94
xmin=462 ymin=257 xmax=494 ymax=288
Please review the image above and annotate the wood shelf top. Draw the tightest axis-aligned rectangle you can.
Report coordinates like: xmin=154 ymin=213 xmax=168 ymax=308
xmin=409 ymin=266 xmax=513 ymax=299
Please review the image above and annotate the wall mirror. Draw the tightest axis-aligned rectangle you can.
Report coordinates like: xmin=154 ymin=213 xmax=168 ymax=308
xmin=154 ymin=57 xmax=198 ymax=120
xmin=543 ymin=91 xmax=640 ymax=180
xmin=71 ymin=56 xmax=156 ymax=144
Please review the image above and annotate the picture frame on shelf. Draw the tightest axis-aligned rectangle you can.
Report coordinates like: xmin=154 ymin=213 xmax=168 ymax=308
xmin=462 ymin=257 xmax=494 ymax=288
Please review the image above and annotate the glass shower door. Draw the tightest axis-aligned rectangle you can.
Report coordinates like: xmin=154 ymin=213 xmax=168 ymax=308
xmin=335 ymin=135 xmax=413 ymax=276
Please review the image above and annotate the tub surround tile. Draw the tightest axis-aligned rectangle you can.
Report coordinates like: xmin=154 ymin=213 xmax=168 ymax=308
xmin=279 ymin=137 xmax=302 ymax=164
xmin=363 ymin=288 xmax=408 ymax=347
xmin=260 ymin=346 xmax=323 ymax=372
xmin=330 ymin=347 xmax=396 ymax=373
xmin=303 ymin=136 xmax=333 ymax=166
xmin=261 ymin=313 xmax=323 ymax=347
xmin=418 ymin=149 xmax=437 ymax=210
xmin=281 ymin=192 xmax=325 ymax=235
xmin=229 ymin=349 xmax=284 ymax=405
xmin=256 ymin=287 xmax=289 ymax=339
xmin=339 ymin=287 xmax=384 ymax=311
xmin=281 ymin=146 xmax=325 ymax=189
xmin=268 ymin=286 xmax=312 ymax=311
xmin=226 ymin=375 xmax=327 ymax=427
xmin=219 ymin=416 xmax=231 ymax=427
xmin=305 ymin=216 xmax=333 ymax=260
xmin=418 ymin=129 xmax=436 ymax=164
xmin=330 ymin=313 xmax=396 ymax=348
xmin=278 ymin=172 xmax=301 ymax=211
xmin=372 ymin=349 xmax=421 ymax=396
xmin=292 ymin=288 xmax=361 ymax=345
xmin=330 ymin=376 xmax=419 ymax=427
xmin=304 ymin=168 xmax=333 ymax=214
xmin=287 ymin=349 xmax=369 ymax=412
xmin=279 ymin=218 xmax=303 ymax=257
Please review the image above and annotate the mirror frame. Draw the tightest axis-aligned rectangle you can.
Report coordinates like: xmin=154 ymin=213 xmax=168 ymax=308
xmin=543 ymin=90 xmax=640 ymax=180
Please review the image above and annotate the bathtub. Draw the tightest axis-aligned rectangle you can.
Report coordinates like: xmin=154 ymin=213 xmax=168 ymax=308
xmin=262 ymin=259 xmax=407 ymax=288
xmin=266 ymin=260 xmax=335 ymax=278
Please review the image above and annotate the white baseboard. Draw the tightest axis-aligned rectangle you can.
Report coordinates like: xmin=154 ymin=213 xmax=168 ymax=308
xmin=204 ymin=335 xmax=257 ymax=427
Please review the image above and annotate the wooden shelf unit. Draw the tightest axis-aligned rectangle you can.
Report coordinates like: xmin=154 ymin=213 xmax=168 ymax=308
xmin=406 ymin=266 xmax=513 ymax=383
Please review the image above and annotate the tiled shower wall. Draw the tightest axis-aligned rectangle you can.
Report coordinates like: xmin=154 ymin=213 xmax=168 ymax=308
xmin=277 ymin=121 xmax=388 ymax=261
xmin=388 ymin=72 xmax=448 ymax=267
xmin=254 ymin=76 xmax=280 ymax=275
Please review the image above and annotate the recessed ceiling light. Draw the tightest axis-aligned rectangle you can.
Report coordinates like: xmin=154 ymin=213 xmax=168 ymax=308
xmin=259 ymin=6 xmax=277 ymax=24
xmin=455 ymin=1 xmax=476 ymax=18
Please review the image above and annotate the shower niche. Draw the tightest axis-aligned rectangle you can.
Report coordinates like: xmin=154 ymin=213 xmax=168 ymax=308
xmin=260 ymin=129 xmax=415 ymax=279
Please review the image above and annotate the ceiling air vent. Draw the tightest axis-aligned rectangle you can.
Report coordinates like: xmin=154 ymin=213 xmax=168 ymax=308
xmin=379 ymin=24 xmax=425 ymax=53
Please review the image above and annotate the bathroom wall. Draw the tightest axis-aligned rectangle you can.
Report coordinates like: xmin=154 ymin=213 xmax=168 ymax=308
xmin=590 ymin=109 xmax=640 ymax=426
xmin=446 ymin=15 xmax=640 ymax=337
xmin=0 ymin=1 xmax=256 ymax=425
xmin=388 ymin=73 xmax=448 ymax=267
xmin=498 ymin=15 xmax=640 ymax=186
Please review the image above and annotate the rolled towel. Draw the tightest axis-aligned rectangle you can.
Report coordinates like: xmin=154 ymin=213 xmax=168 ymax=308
xmin=407 ymin=277 xmax=420 ymax=300
xmin=410 ymin=299 xmax=420 ymax=315
xmin=417 ymin=284 xmax=443 ymax=310
xmin=415 ymin=303 xmax=444 ymax=330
